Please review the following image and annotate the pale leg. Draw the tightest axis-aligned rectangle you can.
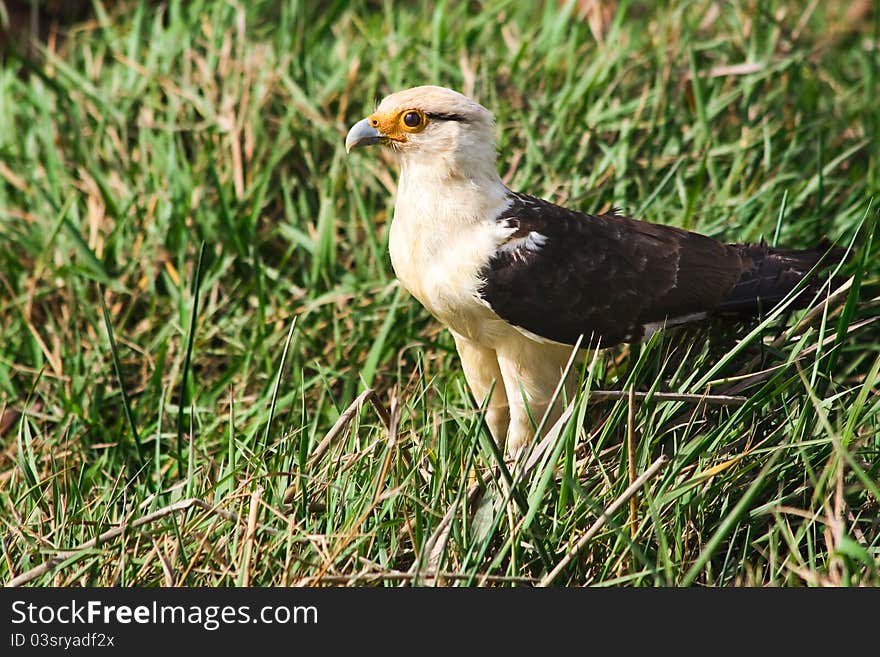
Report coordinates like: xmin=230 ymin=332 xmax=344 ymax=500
xmin=495 ymin=336 xmax=578 ymax=455
xmin=452 ymin=331 xmax=510 ymax=444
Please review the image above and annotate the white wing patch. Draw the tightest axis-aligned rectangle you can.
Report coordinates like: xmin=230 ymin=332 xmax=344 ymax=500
xmin=641 ymin=312 xmax=707 ymax=341
xmin=497 ymin=230 xmax=548 ymax=255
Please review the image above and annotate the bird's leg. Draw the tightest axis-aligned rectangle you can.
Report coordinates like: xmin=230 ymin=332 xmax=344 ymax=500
xmin=495 ymin=340 xmax=577 ymax=457
xmin=452 ymin=331 xmax=510 ymax=445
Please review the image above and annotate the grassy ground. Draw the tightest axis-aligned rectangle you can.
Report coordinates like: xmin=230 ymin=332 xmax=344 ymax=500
xmin=0 ymin=0 xmax=878 ymax=587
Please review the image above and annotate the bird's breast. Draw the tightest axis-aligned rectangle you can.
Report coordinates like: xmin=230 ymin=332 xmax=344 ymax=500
xmin=389 ymin=208 xmax=509 ymax=343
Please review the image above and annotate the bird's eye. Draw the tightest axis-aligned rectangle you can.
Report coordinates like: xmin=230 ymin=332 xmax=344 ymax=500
xmin=402 ymin=111 xmax=422 ymax=128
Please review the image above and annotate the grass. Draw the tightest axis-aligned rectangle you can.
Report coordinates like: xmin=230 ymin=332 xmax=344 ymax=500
xmin=0 ymin=0 xmax=878 ymax=587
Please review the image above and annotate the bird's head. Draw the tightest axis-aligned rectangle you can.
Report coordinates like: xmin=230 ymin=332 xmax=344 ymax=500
xmin=345 ymin=85 xmax=498 ymax=180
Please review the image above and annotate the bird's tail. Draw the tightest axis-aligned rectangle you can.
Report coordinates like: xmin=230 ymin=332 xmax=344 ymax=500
xmin=716 ymin=239 xmax=848 ymax=315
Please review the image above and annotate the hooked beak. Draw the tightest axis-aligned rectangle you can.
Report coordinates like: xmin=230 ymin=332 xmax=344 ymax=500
xmin=345 ymin=118 xmax=381 ymax=153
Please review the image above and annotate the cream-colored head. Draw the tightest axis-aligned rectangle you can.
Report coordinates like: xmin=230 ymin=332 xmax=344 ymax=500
xmin=346 ymin=86 xmax=498 ymax=180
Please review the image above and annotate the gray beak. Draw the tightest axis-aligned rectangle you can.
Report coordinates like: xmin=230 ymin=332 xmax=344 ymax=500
xmin=345 ymin=118 xmax=381 ymax=153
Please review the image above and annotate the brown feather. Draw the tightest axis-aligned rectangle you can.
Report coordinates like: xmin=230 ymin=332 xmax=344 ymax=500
xmin=479 ymin=192 xmax=845 ymax=347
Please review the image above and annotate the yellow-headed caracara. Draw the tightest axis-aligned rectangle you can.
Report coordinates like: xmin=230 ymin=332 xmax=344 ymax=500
xmin=346 ymin=86 xmax=843 ymax=455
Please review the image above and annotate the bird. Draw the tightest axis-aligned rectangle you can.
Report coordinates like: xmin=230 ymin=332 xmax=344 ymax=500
xmin=345 ymin=85 xmax=844 ymax=455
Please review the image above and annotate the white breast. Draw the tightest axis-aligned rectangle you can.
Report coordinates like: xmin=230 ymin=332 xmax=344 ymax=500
xmin=389 ymin=170 xmax=513 ymax=343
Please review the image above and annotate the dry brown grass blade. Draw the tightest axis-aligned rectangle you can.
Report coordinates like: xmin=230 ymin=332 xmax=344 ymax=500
xmin=305 ymin=428 xmax=404 ymax=586
xmin=5 ymin=497 xmax=280 ymax=587
xmin=408 ymin=476 xmax=487 ymax=587
xmin=282 ymin=387 xmax=392 ymax=517
xmin=589 ymin=390 xmax=747 ymax=406
xmin=175 ymin=515 xmax=222 ymax=585
xmin=372 ymin=392 xmax=400 ymax=505
xmin=307 ymin=388 xmax=391 ymax=466
xmin=732 ymin=277 xmax=854 ymax=380
xmin=521 ymin=405 xmax=576 ymax=475
xmin=151 ymin=535 xmax=175 ymax=586
xmin=627 ymin=386 xmax=637 ymax=540
xmin=0 ymin=272 xmax=63 ymax=377
xmin=0 ymin=404 xmax=20 ymax=438
xmin=719 ymin=315 xmax=877 ymax=397
xmin=410 ymin=493 xmax=458 ymax=586
xmin=300 ymin=570 xmax=539 ymax=586
xmin=240 ymin=486 xmax=263 ymax=587
xmin=515 ymin=385 xmax=739 ymax=488
xmin=539 ymin=454 xmax=669 ymax=587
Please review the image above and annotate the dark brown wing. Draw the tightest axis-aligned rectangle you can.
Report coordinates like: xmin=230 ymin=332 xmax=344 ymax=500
xmin=478 ymin=192 xmax=840 ymax=347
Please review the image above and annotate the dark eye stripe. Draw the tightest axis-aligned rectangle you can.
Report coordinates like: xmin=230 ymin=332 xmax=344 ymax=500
xmin=425 ymin=112 xmax=468 ymax=122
